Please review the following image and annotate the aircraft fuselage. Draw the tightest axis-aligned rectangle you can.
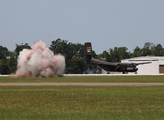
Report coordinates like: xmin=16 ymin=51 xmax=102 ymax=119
xmin=99 ymin=63 xmax=138 ymax=72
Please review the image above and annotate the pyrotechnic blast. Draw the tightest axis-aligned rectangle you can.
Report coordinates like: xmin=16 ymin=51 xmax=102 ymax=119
xmin=16 ymin=40 xmax=65 ymax=78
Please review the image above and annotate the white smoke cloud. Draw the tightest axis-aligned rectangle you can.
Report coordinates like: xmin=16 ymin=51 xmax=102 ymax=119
xmin=16 ymin=40 xmax=65 ymax=78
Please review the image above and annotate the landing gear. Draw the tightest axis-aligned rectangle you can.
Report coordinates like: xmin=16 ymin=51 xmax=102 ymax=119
xmin=107 ymin=71 xmax=110 ymax=74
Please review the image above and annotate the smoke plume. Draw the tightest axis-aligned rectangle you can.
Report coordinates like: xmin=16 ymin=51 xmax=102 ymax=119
xmin=16 ymin=40 xmax=65 ymax=78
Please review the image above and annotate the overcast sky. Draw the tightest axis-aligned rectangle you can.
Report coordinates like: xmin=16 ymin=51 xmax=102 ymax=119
xmin=0 ymin=0 xmax=164 ymax=54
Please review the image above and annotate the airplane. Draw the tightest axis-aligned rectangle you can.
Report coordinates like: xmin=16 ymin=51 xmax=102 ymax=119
xmin=83 ymin=42 xmax=151 ymax=74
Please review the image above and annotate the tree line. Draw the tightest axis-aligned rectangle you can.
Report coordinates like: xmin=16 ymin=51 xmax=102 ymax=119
xmin=0 ymin=38 xmax=164 ymax=74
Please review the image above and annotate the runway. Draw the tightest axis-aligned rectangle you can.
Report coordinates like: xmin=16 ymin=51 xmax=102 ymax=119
xmin=0 ymin=82 xmax=164 ymax=86
xmin=0 ymin=74 xmax=164 ymax=86
xmin=0 ymin=74 xmax=164 ymax=77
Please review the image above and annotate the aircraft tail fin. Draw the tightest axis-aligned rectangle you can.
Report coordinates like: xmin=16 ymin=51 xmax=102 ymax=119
xmin=83 ymin=42 xmax=92 ymax=63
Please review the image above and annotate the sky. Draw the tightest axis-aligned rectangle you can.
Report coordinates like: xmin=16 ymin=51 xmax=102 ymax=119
xmin=0 ymin=0 xmax=164 ymax=54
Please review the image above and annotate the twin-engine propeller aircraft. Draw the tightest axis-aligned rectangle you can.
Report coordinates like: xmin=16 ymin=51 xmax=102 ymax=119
xmin=83 ymin=42 xmax=151 ymax=74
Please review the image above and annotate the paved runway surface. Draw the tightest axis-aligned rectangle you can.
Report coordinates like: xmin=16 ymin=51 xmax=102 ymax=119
xmin=0 ymin=82 xmax=164 ymax=86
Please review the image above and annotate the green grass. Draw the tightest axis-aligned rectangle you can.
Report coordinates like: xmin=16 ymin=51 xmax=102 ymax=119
xmin=0 ymin=86 xmax=164 ymax=120
xmin=0 ymin=76 xmax=164 ymax=119
xmin=0 ymin=75 xmax=164 ymax=82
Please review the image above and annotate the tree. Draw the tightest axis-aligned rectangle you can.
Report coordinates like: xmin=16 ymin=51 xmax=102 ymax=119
xmin=0 ymin=45 xmax=14 ymax=74
xmin=15 ymin=43 xmax=31 ymax=57
xmin=140 ymin=48 xmax=152 ymax=56
xmin=50 ymin=38 xmax=87 ymax=73
xmin=139 ymin=42 xmax=154 ymax=56
xmin=152 ymin=44 xmax=164 ymax=56
xmin=143 ymin=42 xmax=154 ymax=49
xmin=7 ymin=55 xmax=17 ymax=73
xmin=108 ymin=47 xmax=130 ymax=62
xmin=132 ymin=46 xmax=142 ymax=57
xmin=99 ymin=50 xmax=110 ymax=61
xmin=0 ymin=46 xmax=9 ymax=59
xmin=67 ymin=56 xmax=86 ymax=74
xmin=50 ymin=39 xmax=74 ymax=62
xmin=0 ymin=58 xmax=10 ymax=74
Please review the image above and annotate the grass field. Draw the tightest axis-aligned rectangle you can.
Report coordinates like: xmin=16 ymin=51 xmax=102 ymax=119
xmin=0 ymin=86 xmax=164 ymax=120
xmin=0 ymin=75 xmax=164 ymax=82
xmin=0 ymin=76 xmax=164 ymax=120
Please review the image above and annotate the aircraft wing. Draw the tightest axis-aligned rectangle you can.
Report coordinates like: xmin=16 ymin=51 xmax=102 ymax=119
xmin=133 ymin=62 xmax=151 ymax=66
xmin=90 ymin=58 xmax=119 ymax=66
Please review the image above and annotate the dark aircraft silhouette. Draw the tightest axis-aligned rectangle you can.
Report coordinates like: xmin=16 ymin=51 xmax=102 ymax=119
xmin=83 ymin=42 xmax=151 ymax=74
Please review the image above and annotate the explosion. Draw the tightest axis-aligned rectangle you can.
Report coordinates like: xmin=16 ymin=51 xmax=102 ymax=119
xmin=15 ymin=41 xmax=65 ymax=78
